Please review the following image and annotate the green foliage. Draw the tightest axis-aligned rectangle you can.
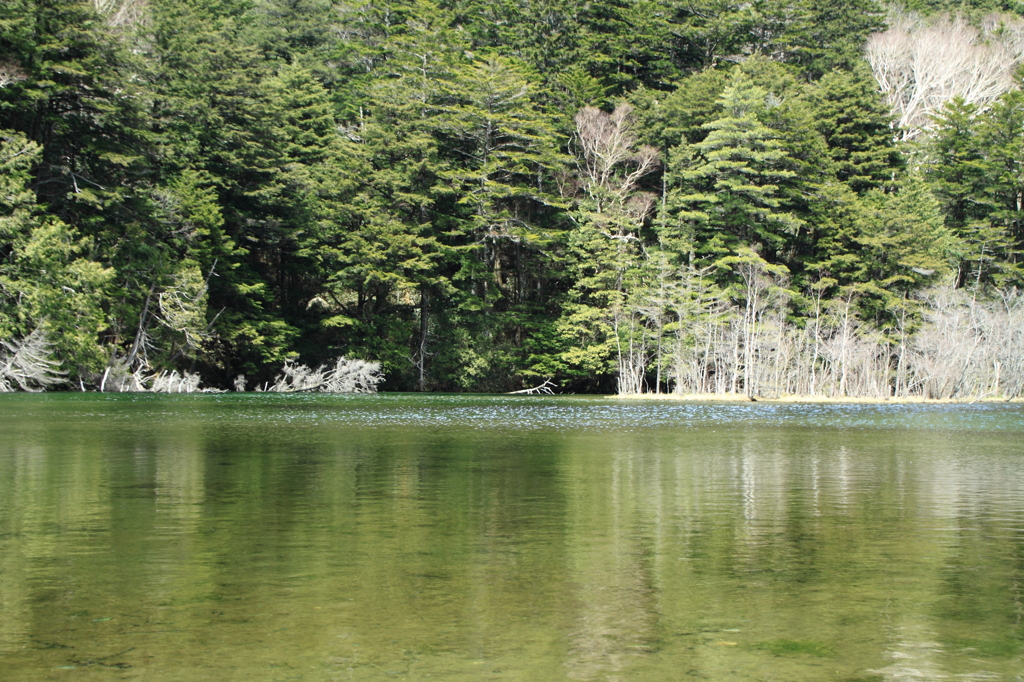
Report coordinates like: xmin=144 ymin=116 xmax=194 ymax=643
xmin=786 ymin=0 xmax=886 ymax=76
xmin=806 ymin=66 xmax=902 ymax=193
xmin=973 ymin=89 xmax=1024 ymax=286
xmin=557 ymin=223 xmax=633 ymax=382
xmin=0 ymin=0 xmax=1018 ymax=391
xmin=674 ymin=70 xmax=803 ymax=262
xmin=0 ymin=0 xmax=152 ymax=234
xmin=924 ymin=92 xmax=1024 ymax=288
xmin=0 ymin=130 xmax=112 ymax=374
xmin=635 ymin=68 xmax=730 ymax=151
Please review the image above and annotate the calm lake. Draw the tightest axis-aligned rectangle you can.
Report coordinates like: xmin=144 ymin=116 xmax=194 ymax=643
xmin=1 ymin=394 xmax=1022 ymax=681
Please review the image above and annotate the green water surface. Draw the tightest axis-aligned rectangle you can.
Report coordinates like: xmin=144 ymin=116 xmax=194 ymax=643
xmin=1 ymin=394 xmax=1022 ymax=680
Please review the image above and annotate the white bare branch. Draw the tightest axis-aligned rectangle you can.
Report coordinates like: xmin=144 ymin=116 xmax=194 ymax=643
xmin=507 ymin=378 xmax=557 ymax=395
xmin=867 ymin=11 xmax=1022 ymax=139
xmin=93 ymin=0 xmax=149 ymax=28
xmin=270 ymin=357 xmax=385 ymax=393
xmin=0 ymin=329 xmax=66 ymax=392
xmin=0 ymin=61 xmax=27 ymax=89
xmin=572 ymin=103 xmax=661 ymax=230
xmin=149 ymin=370 xmax=203 ymax=393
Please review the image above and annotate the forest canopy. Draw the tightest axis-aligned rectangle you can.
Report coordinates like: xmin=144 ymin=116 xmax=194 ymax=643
xmin=1 ymin=0 xmax=1023 ymax=397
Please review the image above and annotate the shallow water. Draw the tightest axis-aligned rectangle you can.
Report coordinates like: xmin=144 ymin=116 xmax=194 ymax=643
xmin=1 ymin=393 xmax=1022 ymax=680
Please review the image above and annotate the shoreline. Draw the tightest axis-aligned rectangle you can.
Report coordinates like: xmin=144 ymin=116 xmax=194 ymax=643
xmin=613 ymin=393 xmax=1023 ymax=404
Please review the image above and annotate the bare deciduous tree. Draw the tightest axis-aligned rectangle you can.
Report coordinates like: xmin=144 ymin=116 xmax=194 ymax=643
xmin=613 ymin=239 xmax=1024 ymax=399
xmin=570 ymin=104 xmax=661 ymax=394
xmin=867 ymin=11 xmax=1023 ymax=139
xmin=572 ymin=104 xmax=660 ymax=230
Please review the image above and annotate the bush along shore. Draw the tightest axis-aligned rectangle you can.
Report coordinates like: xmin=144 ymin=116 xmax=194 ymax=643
xmin=0 ymin=337 xmax=383 ymax=394
xmin=3 ymin=277 xmax=1021 ymax=401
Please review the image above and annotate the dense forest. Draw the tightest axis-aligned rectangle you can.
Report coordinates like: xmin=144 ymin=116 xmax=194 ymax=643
xmin=2 ymin=0 xmax=1024 ymax=397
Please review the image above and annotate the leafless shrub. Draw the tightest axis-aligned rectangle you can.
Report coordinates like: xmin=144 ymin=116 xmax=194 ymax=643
xmin=270 ymin=360 xmax=323 ymax=392
xmin=993 ymin=289 xmax=1024 ymax=399
xmin=909 ymin=283 xmax=1024 ymax=399
xmin=270 ymin=357 xmax=384 ymax=393
xmin=867 ymin=11 xmax=1022 ymax=139
xmin=324 ymin=357 xmax=385 ymax=393
xmin=0 ymin=329 xmax=66 ymax=392
xmin=0 ymin=61 xmax=27 ymax=89
xmin=96 ymin=355 xmax=148 ymax=392
xmin=148 ymin=370 xmax=203 ymax=393
xmin=94 ymin=353 xmax=214 ymax=393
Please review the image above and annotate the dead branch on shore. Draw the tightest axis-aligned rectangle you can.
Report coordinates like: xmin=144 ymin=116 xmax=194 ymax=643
xmin=269 ymin=357 xmax=384 ymax=393
xmin=508 ymin=378 xmax=557 ymax=395
xmin=0 ymin=329 xmax=66 ymax=392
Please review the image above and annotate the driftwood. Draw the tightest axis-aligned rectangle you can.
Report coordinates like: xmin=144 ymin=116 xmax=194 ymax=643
xmin=508 ymin=378 xmax=557 ymax=395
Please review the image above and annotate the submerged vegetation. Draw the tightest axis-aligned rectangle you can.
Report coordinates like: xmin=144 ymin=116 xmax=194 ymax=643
xmin=1 ymin=0 xmax=1024 ymax=396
